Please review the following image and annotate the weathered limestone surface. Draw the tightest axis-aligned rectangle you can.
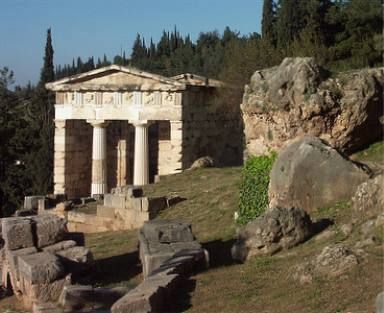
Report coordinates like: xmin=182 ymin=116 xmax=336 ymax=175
xmin=31 ymin=215 xmax=67 ymax=248
xmin=269 ymin=137 xmax=370 ymax=212
xmin=242 ymin=57 xmax=383 ymax=156
xmin=2 ymin=218 xmax=34 ymax=250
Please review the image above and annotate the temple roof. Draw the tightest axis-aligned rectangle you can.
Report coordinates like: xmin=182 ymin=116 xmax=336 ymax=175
xmin=45 ymin=65 xmax=186 ymax=92
xmin=46 ymin=65 xmax=223 ymax=92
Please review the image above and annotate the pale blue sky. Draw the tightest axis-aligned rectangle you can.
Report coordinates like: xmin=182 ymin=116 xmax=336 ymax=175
xmin=1 ymin=0 xmax=263 ymax=86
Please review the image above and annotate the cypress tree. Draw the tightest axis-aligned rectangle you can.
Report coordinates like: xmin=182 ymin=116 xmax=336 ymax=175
xmin=262 ymin=0 xmax=276 ymax=45
xmin=39 ymin=28 xmax=55 ymax=85
xmin=276 ymin=0 xmax=306 ymax=48
xmin=28 ymin=28 xmax=55 ymax=195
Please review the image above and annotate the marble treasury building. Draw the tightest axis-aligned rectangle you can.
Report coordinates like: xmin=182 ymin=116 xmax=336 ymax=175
xmin=46 ymin=65 xmax=242 ymax=198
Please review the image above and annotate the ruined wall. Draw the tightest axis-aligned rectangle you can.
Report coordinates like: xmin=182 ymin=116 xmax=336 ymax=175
xmin=65 ymin=120 xmax=92 ymax=198
xmin=178 ymin=87 xmax=243 ymax=168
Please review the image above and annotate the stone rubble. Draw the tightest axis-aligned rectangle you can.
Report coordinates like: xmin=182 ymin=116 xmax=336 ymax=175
xmin=111 ymin=219 xmax=208 ymax=313
xmin=0 ymin=215 xmax=92 ymax=310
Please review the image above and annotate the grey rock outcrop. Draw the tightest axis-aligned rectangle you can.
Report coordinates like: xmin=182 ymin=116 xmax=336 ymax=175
xmin=269 ymin=137 xmax=370 ymax=212
xmin=242 ymin=57 xmax=383 ymax=156
xmin=232 ymin=207 xmax=312 ymax=262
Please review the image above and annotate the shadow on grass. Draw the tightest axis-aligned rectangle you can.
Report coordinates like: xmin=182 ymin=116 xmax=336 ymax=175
xmin=311 ymin=218 xmax=334 ymax=237
xmin=169 ymin=278 xmax=196 ymax=313
xmin=87 ymin=250 xmax=142 ymax=287
xmin=202 ymin=239 xmax=237 ymax=268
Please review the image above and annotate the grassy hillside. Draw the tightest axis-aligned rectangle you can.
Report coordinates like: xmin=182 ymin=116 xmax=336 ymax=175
xmin=85 ymin=141 xmax=383 ymax=312
xmin=0 ymin=142 xmax=382 ymax=312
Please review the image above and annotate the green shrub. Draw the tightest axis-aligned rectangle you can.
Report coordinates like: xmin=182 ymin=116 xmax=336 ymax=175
xmin=237 ymin=152 xmax=277 ymax=225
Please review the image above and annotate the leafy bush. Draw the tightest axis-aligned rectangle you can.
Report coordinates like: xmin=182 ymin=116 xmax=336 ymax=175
xmin=237 ymin=152 xmax=277 ymax=225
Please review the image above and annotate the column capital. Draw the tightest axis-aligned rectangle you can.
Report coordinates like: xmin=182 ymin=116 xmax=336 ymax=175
xmin=87 ymin=119 xmax=110 ymax=128
xmin=130 ymin=120 xmax=152 ymax=128
xmin=54 ymin=119 xmax=66 ymax=129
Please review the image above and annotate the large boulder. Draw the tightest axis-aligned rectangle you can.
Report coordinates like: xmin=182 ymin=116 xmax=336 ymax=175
xmin=269 ymin=137 xmax=370 ymax=212
xmin=231 ymin=207 xmax=312 ymax=262
xmin=242 ymin=57 xmax=383 ymax=156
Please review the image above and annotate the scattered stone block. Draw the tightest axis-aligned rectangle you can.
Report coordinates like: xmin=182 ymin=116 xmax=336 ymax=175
xmin=2 ymin=217 xmax=34 ymax=250
xmin=141 ymin=220 xmax=194 ymax=243
xmin=59 ymin=285 xmax=129 ymax=311
xmin=56 ymin=246 xmax=93 ymax=265
xmin=24 ymin=196 xmax=45 ymax=211
xmin=111 ymin=273 xmax=178 ymax=313
xmin=56 ymin=246 xmax=93 ymax=276
xmin=18 ymin=252 xmax=65 ymax=284
xmin=42 ymin=241 xmax=77 ymax=254
xmin=31 ymin=215 xmax=67 ymax=248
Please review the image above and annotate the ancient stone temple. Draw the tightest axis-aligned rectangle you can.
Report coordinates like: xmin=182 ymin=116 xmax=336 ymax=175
xmin=46 ymin=65 xmax=242 ymax=198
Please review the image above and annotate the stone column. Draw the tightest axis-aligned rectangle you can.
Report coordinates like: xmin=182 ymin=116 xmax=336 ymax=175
xmin=131 ymin=120 xmax=150 ymax=186
xmin=87 ymin=120 xmax=109 ymax=196
xmin=54 ymin=120 xmax=66 ymax=195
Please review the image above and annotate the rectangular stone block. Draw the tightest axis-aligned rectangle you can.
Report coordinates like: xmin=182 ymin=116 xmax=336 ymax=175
xmin=141 ymin=220 xmax=194 ymax=244
xmin=31 ymin=215 xmax=67 ymax=248
xmin=18 ymin=252 xmax=65 ymax=284
xmin=2 ymin=217 xmax=34 ymax=250
xmin=6 ymin=247 xmax=38 ymax=281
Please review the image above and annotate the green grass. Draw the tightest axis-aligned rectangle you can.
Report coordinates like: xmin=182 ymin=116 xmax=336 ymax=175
xmin=352 ymin=140 xmax=384 ymax=163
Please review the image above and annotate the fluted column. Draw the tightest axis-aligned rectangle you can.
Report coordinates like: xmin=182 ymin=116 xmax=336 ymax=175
xmin=131 ymin=120 xmax=150 ymax=186
xmin=87 ymin=120 xmax=109 ymax=196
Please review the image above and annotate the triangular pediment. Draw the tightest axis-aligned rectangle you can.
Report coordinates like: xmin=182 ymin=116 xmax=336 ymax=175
xmin=46 ymin=65 xmax=185 ymax=91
